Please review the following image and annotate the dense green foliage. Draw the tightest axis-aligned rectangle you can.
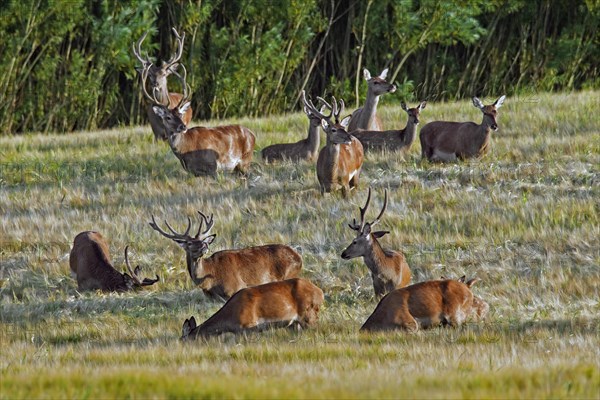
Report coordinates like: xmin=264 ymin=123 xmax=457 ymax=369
xmin=0 ymin=0 xmax=598 ymax=133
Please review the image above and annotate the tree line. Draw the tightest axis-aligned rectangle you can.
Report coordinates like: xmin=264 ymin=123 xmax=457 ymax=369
xmin=0 ymin=0 xmax=597 ymax=134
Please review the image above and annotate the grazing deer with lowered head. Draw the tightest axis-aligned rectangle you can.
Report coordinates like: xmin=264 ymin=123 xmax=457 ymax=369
xmin=69 ymin=231 xmax=159 ymax=292
xmin=261 ymin=91 xmax=323 ymax=163
xmin=181 ymin=278 xmax=324 ymax=340
xmin=347 ymin=68 xmax=397 ymax=132
xmin=420 ymin=95 xmax=506 ymax=162
xmin=341 ymin=188 xmax=411 ymax=298
xmin=142 ymin=67 xmax=256 ymax=176
xmin=149 ymin=211 xmax=302 ymax=300
xmin=133 ymin=28 xmax=193 ymax=140
xmin=352 ymin=101 xmax=426 ymax=155
xmin=360 ymin=277 xmax=485 ymax=332
xmin=302 ymin=93 xmax=364 ymax=196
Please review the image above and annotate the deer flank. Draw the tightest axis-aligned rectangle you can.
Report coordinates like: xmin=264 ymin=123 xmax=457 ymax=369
xmin=181 ymin=278 xmax=324 ymax=339
xmin=420 ymin=96 xmax=506 ymax=162
xmin=149 ymin=211 xmax=302 ymax=300
xmin=69 ymin=231 xmax=159 ymax=292
xmin=352 ymin=101 xmax=426 ymax=154
xmin=133 ymin=28 xmax=192 ymax=140
xmin=361 ymin=278 xmax=484 ymax=332
xmin=341 ymin=188 xmax=411 ymax=298
xmin=347 ymin=68 xmax=397 ymax=132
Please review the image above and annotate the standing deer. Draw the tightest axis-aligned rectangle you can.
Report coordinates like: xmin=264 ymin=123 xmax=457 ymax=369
xmin=420 ymin=95 xmax=506 ymax=162
xmin=352 ymin=101 xmax=426 ymax=154
xmin=341 ymin=188 xmax=411 ymax=298
xmin=181 ymin=278 xmax=324 ymax=340
xmin=69 ymin=231 xmax=159 ymax=292
xmin=133 ymin=28 xmax=193 ymax=140
xmin=360 ymin=277 xmax=484 ymax=332
xmin=261 ymin=91 xmax=323 ymax=163
xmin=149 ymin=211 xmax=302 ymax=300
xmin=142 ymin=68 xmax=255 ymax=176
xmin=347 ymin=68 xmax=397 ymax=132
xmin=302 ymin=93 xmax=364 ymax=196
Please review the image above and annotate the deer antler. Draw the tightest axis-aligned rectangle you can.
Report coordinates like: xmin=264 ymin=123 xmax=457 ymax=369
xmin=349 ymin=187 xmax=372 ymax=232
xmin=163 ymin=27 xmax=185 ymax=70
xmin=150 ymin=212 xmax=214 ymax=242
xmin=302 ymin=91 xmax=333 ymax=125
xmin=171 ymin=63 xmax=192 ymax=109
xmin=370 ymin=189 xmax=388 ymax=228
xmin=124 ymin=246 xmax=159 ymax=286
xmin=141 ymin=65 xmax=161 ymax=104
xmin=132 ymin=31 xmax=152 ymax=66
xmin=195 ymin=211 xmax=214 ymax=239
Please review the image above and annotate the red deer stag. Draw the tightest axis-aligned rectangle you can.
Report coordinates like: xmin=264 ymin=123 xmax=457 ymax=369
xmin=181 ymin=278 xmax=324 ymax=340
xmin=69 ymin=231 xmax=159 ymax=292
xmin=361 ymin=277 xmax=485 ymax=332
xmin=133 ymin=28 xmax=193 ymax=140
xmin=352 ymin=101 xmax=426 ymax=155
xmin=149 ymin=211 xmax=302 ymax=300
xmin=302 ymin=93 xmax=364 ymax=196
xmin=420 ymin=95 xmax=506 ymax=162
xmin=142 ymin=68 xmax=255 ymax=176
xmin=261 ymin=91 xmax=323 ymax=163
xmin=341 ymin=188 xmax=411 ymax=298
xmin=347 ymin=68 xmax=397 ymax=132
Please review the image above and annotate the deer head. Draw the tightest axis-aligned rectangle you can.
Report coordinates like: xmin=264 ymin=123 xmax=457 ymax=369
xmin=472 ymin=95 xmax=505 ymax=131
xmin=149 ymin=211 xmax=216 ymax=263
xmin=133 ymin=28 xmax=186 ymax=105
xmin=341 ymin=188 xmax=389 ymax=259
xmin=401 ymin=101 xmax=427 ymax=124
xmin=123 ymin=246 xmax=160 ymax=289
xmin=302 ymin=91 xmax=352 ymax=144
xmin=364 ymin=68 xmax=397 ymax=96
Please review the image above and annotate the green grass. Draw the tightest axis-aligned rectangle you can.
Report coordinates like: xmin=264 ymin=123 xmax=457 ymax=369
xmin=1 ymin=91 xmax=599 ymax=399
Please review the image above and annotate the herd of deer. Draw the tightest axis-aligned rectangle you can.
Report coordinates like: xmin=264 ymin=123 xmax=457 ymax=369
xmin=68 ymin=28 xmax=497 ymax=340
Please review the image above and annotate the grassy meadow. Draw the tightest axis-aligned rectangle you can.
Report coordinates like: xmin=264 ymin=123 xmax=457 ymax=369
xmin=1 ymin=91 xmax=599 ymax=399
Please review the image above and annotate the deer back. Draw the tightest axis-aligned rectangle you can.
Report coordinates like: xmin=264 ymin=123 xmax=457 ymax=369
xmin=182 ymin=278 xmax=324 ymax=339
xmin=361 ymin=279 xmax=478 ymax=332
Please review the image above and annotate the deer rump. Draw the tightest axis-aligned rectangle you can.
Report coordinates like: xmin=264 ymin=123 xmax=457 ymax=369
xmin=182 ymin=278 xmax=324 ymax=339
xmin=361 ymin=279 xmax=478 ymax=332
xmin=171 ymin=125 xmax=255 ymax=176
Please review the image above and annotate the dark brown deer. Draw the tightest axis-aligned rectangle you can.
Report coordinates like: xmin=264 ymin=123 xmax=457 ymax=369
xmin=149 ymin=211 xmax=302 ymax=300
xmin=261 ymin=91 xmax=323 ymax=163
xmin=133 ymin=28 xmax=193 ymax=140
xmin=341 ymin=188 xmax=411 ymax=298
xmin=69 ymin=231 xmax=159 ymax=292
xmin=181 ymin=278 xmax=324 ymax=340
xmin=141 ymin=68 xmax=255 ymax=176
xmin=347 ymin=68 xmax=397 ymax=132
xmin=420 ymin=96 xmax=506 ymax=162
xmin=302 ymin=93 xmax=364 ymax=196
xmin=361 ymin=278 xmax=485 ymax=332
xmin=352 ymin=101 xmax=426 ymax=154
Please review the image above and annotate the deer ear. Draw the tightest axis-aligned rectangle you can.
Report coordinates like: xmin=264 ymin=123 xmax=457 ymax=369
xmin=153 ymin=105 xmax=168 ymax=117
xmin=134 ymin=266 xmax=141 ymax=275
xmin=372 ymin=231 xmax=390 ymax=238
xmin=166 ymin=62 xmax=179 ymax=74
xmin=363 ymin=69 xmax=372 ymax=80
xmin=340 ymin=116 xmax=351 ymax=129
xmin=458 ymin=275 xmax=466 ymax=283
xmin=379 ymin=68 xmax=389 ymax=80
xmin=204 ymin=234 xmax=216 ymax=245
xmin=182 ymin=319 xmax=192 ymax=338
xmin=419 ymin=101 xmax=427 ymax=110
xmin=494 ymin=95 xmax=506 ymax=108
xmin=178 ymin=102 xmax=191 ymax=116
xmin=401 ymin=102 xmax=408 ymax=112
xmin=190 ymin=316 xmax=197 ymax=329
xmin=466 ymin=278 xmax=480 ymax=288
xmin=472 ymin=97 xmax=485 ymax=109
xmin=321 ymin=119 xmax=330 ymax=131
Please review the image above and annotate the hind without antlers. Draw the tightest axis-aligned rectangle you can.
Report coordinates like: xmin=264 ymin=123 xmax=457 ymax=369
xmin=341 ymin=188 xmax=411 ymax=297
xmin=149 ymin=211 xmax=302 ymax=300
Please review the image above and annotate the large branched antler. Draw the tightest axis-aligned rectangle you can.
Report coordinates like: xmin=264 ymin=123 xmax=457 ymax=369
xmin=149 ymin=211 xmax=214 ymax=242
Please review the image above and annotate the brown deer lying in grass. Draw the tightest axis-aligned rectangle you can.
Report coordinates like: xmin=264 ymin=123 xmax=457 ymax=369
xmin=360 ymin=277 xmax=485 ymax=332
xmin=142 ymin=66 xmax=255 ymax=176
xmin=133 ymin=28 xmax=193 ymax=140
xmin=341 ymin=188 xmax=411 ymax=298
xmin=181 ymin=278 xmax=324 ymax=340
xmin=261 ymin=91 xmax=323 ymax=163
xmin=69 ymin=231 xmax=159 ymax=292
xmin=352 ymin=101 xmax=426 ymax=154
xmin=302 ymin=93 xmax=364 ymax=196
xmin=347 ymin=68 xmax=397 ymax=131
xmin=149 ymin=211 xmax=302 ymax=300
xmin=420 ymin=95 xmax=506 ymax=162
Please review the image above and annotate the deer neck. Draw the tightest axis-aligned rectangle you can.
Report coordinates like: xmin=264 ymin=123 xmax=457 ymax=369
xmin=307 ymin=122 xmax=321 ymax=155
xmin=155 ymin=77 xmax=171 ymax=106
xmin=186 ymin=253 xmax=209 ymax=286
xmin=362 ymin=237 xmax=388 ymax=276
xmin=358 ymin=90 xmax=380 ymax=129
xmin=401 ymin=119 xmax=418 ymax=147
